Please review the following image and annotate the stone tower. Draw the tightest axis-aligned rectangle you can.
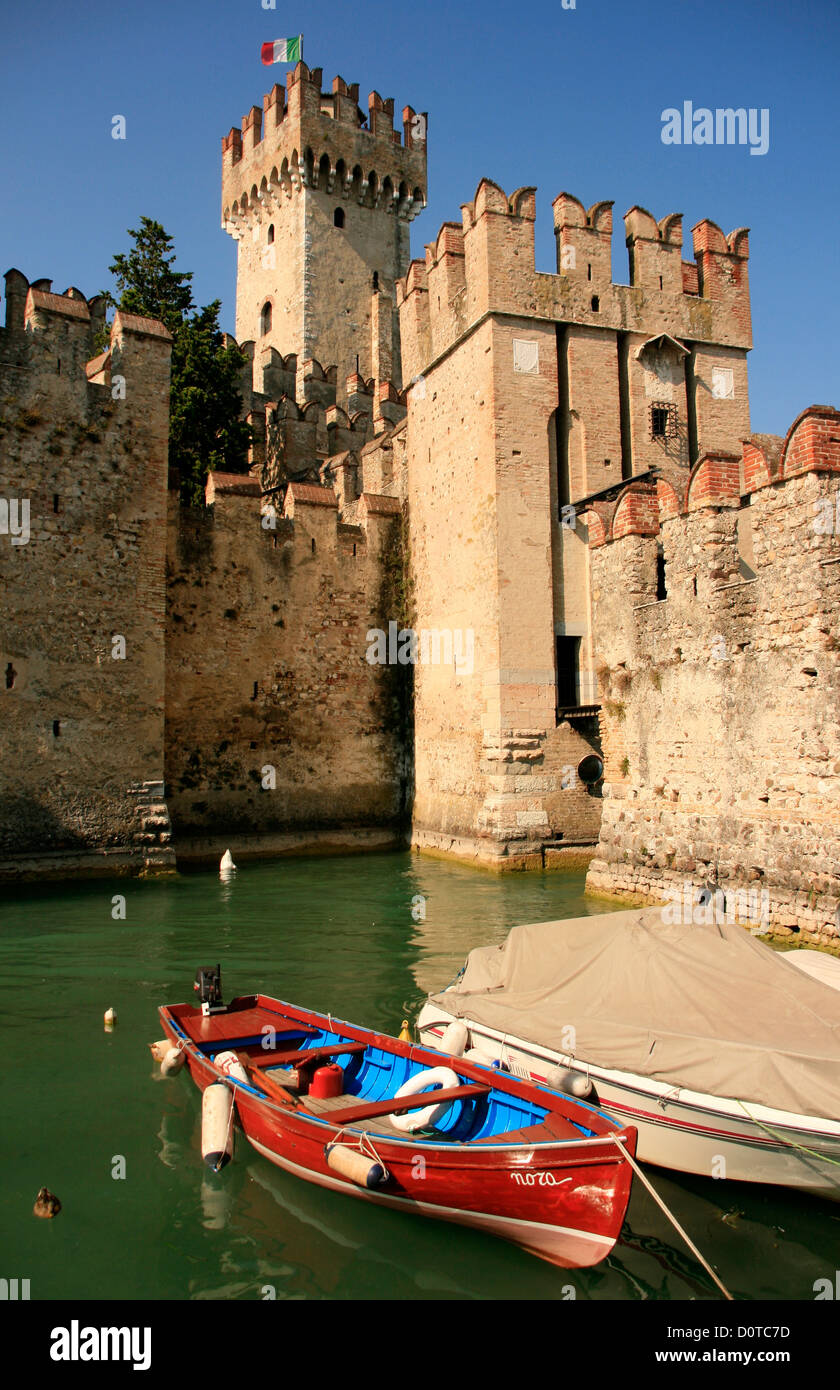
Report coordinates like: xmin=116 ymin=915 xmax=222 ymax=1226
xmin=221 ymin=61 xmax=427 ymax=398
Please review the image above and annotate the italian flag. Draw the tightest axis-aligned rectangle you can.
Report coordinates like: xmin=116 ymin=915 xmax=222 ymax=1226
xmin=261 ymin=36 xmax=302 ymax=66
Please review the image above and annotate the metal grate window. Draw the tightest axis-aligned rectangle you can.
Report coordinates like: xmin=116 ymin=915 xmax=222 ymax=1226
xmin=650 ymin=402 xmax=678 ymax=439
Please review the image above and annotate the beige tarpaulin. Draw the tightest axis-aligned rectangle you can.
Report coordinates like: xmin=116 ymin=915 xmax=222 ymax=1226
xmin=429 ymin=908 xmax=840 ymax=1121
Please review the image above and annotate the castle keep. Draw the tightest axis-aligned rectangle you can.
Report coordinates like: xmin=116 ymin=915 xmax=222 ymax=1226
xmin=1 ymin=59 xmax=837 ymax=943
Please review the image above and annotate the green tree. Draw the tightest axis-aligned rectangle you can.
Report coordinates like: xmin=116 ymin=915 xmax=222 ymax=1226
xmin=170 ymin=302 xmax=252 ymax=504
xmin=105 ymin=218 xmax=251 ymax=503
xmin=108 ymin=217 xmax=194 ymax=333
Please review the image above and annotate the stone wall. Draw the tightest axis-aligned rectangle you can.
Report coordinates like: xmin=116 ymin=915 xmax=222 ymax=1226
xmin=586 ymin=407 xmax=840 ymax=944
xmin=164 ymin=475 xmax=406 ymax=861
xmin=0 ymin=276 xmax=174 ymax=878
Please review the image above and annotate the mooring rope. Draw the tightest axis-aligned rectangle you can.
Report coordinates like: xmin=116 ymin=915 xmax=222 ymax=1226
xmin=610 ymin=1135 xmax=734 ymax=1301
xmin=735 ymin=1098 xmax=840 ymax=1172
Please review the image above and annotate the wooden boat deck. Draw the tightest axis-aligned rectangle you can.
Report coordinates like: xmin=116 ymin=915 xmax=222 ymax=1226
xmin=301 ymin=1092 xmax=407 ymax=1137
xmin=298 ymin=1092 xmax=580 ymax=1145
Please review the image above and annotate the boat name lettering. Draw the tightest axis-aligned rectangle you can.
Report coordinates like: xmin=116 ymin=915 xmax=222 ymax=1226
xmin=510 ymin=1171 xmax=561 ymax=1186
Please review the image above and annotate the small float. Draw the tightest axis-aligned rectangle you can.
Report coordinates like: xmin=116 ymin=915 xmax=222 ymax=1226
xmin=157 ymin=968 xmax=637 ymax=1269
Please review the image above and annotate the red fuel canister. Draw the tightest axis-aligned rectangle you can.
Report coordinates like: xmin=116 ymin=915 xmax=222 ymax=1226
xmin=310 ymin=1063 xmax=344 ymax=1099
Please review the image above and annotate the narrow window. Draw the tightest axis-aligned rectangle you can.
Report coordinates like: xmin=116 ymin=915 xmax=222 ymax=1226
xmin=372 ymin=271 xmax=379 ymax=291
xmin=591 ymin=295 xmax=600 ymax=312
xmin=53 ymin=494 xmax=60 ymax=513
xmin=587 ymin=264 xmax=592 ymax=281
xmin=267 ymin=224 xmax=275 ymax=244
xmin=311 ymin=537 xmax=316 ymax=553
xmin=57 ymin=358 xmax=61 ymax=375
xmin=656 ymin=544 xmax=667 ymax=600
xmin=334 ymin=207 xmax=345 ymax=228
xmin=5 ymin=662 xmax=16 ymax=690
xmin=260 ymin=302 xmax=272 ymax=336
xmin=659 ymin=275 xmax=663 ymax=290
xmin=555 ymin=636 xmax=580 ymax=712
xmin=251 ymin=681 xmax=258 ymax=701
xmin=53 ymin=720 xmax=61 ymax=738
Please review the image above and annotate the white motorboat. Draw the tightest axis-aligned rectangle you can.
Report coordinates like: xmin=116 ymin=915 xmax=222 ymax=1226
xmin=417 ymin=909 xmax=840 ymax=1199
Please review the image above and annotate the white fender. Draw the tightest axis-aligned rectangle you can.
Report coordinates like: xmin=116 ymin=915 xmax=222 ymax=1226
xmin=160 ymin=1046 xmax=186 ymax=1076
xmin=202 ymin=1082 xmax=234 ymax=1169
xmin=438 ymin=1021 xmax=469 ymax=1057
xmin=545 ymin=1064 xmax=593 ymax=1099
xmin=215 ymin=1050 xmax=249 ymax=1085
xmin=390 ymin=1066 xmax=460 ymax=1133
xmin=464 ymin=1047 xmax=496 ymax=1067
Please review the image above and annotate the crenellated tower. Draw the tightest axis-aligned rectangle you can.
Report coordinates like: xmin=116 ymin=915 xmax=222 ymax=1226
xmin=221 ymin=61 xmax=427 ymax=401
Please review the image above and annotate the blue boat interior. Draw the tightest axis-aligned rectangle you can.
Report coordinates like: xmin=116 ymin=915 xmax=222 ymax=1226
xmin=196 ymin=1022 xmax=598 ymax=1144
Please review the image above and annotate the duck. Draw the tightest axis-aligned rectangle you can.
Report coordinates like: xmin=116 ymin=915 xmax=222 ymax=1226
xmin=33 ymin=1187 xmax=61 ymax=1219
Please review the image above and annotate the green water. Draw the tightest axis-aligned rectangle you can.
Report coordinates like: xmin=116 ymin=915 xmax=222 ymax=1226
xmin=1 ymin=851 xmax=837 ymax=1301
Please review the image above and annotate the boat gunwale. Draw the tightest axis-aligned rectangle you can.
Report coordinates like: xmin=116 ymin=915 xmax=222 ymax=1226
xmin=159 ymin=999 xmax=634 ymax=1157
xmin=418 ymin=1003 xmax=840 ymax=1141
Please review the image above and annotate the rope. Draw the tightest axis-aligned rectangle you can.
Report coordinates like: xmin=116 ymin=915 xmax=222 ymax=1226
xmin=325 ymin=1128 xmax=390 ymax=1177
xmin=735 ymin=1099 xmax=840 ymax=1173
xmin=213 ymin=1081 xmax=237 ymax=1174
xmin=610 ymin=1135 xmax=734 ymax=1301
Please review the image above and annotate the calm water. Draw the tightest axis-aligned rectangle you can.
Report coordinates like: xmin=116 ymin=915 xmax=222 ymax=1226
xmin=1 ymin=851 xmax=837 ymax=1302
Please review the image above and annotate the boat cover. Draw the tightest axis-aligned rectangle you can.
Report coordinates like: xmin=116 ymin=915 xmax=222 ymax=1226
xmin=429 ymin=908 xmax=840 ymax=1120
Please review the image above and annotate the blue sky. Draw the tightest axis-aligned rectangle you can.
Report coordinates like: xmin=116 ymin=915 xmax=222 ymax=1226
xmin=1 ymin=0 xmax=837 ymax=435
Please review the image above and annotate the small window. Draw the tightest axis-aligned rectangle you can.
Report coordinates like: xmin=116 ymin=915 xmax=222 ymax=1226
xmin=334 ymin=207 xmax=345 ymax=228
xmin=590 ymin=295 xmax=600 ymax=312
xmin=260 ymin=302 xmax=272 ymax=336
xmin=53 ymin=720 xmax=61 ymax=738
xmin=587 ymin=264 xmax=592 ymax=281
xmin=650 ymin=402 xmax=678 ymax=439
xmin=53 ymin=494 xmax=60 ymax=513
xmin=267 ymin=224 xmax=275 ymax=244
xmin=372 ymin=271 xmax=379 ymax=291
xmin=5 ymin=662 xmax=16 ymax=690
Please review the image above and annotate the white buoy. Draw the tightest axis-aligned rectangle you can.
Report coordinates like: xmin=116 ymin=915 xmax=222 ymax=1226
xmin=438 ymin=1020 xmax=469 ymax=1057
xmin=215 ymin=1050 xmax=249 ymax=1085
xmin=219 ymin=849 xmax=236 ymax=873
xmin=160 ymin=1046 xmax=186 ymax=1077
xmin=201 ymin=1082 xmax=234 ymax=1170
xmin=104 ymin=1007 xmax=116 ymax=1031
xmin=326 ymin=1144 xmax=389 ymax=1189
xmin=149 ymin=1039 xmax=170 ymax=1062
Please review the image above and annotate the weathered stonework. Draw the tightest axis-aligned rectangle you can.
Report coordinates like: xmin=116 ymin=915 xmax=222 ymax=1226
xmin=585 ymin=408 xmax=840 ymax=943
xmin=0 ymin=278 xmax=175 ymax=878
xmin=3 ymin=54 xmax=836 ymax=899
xmin=396 ymin=178 xmax=753 ymax=866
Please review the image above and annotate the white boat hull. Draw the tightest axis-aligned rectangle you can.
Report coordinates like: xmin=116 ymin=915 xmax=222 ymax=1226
xmin=417 ymin=1001 xmax=840 ymax=1199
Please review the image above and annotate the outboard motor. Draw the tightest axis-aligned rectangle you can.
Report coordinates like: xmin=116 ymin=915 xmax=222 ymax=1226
xmin=194 ymin=965 xmax=225 ymax=1016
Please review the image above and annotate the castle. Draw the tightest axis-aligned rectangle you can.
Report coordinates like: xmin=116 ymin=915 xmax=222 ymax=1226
xmin=1 ymin=60 xmax=838 ymax=944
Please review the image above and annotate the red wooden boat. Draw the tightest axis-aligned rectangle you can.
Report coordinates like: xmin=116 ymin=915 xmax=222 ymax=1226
xmin=158 ymin=971 xmax=637 ymax=1269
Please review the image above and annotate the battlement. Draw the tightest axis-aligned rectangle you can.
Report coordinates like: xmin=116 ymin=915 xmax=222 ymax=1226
xmin=213 ymin=329 xmax=406 ymax=489
xmin=2 ymin=269 xmax=172 ymax=422
xmin=221 ymin=60 xmax=427 ymax=233
xmin=585 ymin=406 xmax=840 ymax=549
xmin=398 ymin=178 xmax=752 ymax=380
xmin=203 ymin=467 xmax=401 ymax=559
